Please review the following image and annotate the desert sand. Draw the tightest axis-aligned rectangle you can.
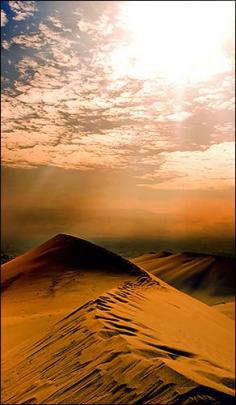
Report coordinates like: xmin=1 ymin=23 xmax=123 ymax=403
xmin=213 ymin=302 xmax=235 ymax=320
xmin=1 ymin=234 xmax=235 ymax=404
xmin=132 ymin=251 xmax=235 ymax=306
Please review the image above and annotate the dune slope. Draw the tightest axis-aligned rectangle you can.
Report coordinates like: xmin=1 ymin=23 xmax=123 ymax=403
xmin=214 ymin=302 xmax=235 ymax=320
xmin=1 ymin=235 xmax=235 ymax=404
xmin=132 ymin=252 xmax=235 ymax=305
xmin=1 ymin=234 xmax=142 ymax=353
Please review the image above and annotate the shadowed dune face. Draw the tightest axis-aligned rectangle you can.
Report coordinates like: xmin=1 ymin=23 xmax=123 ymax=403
xmin=214 ymin=302 xmax=235 ymax=320
xmin=1 ymin=233 xmax=142 ymax=285
xmin=1 ymin=234 xmax=235 ymax=404
xmin=1 ymin=234 xmax=143 ymax=354
xmin=132 ymin=252 xmax=235 ymax=305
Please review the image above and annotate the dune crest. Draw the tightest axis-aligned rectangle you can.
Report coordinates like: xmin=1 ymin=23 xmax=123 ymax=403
xmin=1 ymin=234 xmax=143 ymax=354
xmin=2 ymin=233 xmax=142 ymax=285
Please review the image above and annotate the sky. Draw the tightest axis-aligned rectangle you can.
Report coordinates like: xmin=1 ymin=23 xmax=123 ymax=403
xmin=1 ymin=1 xmax=235 ymax=256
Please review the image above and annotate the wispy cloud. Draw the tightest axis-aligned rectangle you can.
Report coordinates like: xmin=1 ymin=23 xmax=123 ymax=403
xmin=1 ymin=1 xmax=235 ymax=192
xmin=1 ymin=9 xmax=8 ymax=27
xmin=137 ymin=142 xmax=235 ymax=190
xmin=9 ymin=0 xmax=38 ymax=21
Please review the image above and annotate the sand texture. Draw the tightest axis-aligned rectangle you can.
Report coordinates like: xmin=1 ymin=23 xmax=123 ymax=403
xmin=1 ymin=234 xmax=235 ymax=404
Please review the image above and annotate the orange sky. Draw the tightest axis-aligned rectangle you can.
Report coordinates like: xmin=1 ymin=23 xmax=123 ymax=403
xmin=1 ymin=1 xmax=235 ymax=254
xmin=2 ymin=166 xmax=234 ymax=254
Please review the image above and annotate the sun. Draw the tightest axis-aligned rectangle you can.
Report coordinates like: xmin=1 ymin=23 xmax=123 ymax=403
xmin=111 ymin=1 xmax=234 ymax=84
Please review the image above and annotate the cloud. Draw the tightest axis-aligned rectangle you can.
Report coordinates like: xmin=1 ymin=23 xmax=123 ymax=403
xmin=1 ymin=9 xmax=8 ymax=27
xmin=8 ymin=0 xmax=37 ymax=21
xmin=138 ymin=142 xmax=235 ymax=190
xmin=167 ymin=111 xmax=192 ymax=122
xmin=47 ymin=16 xmax=67 ymax=30
xmin=1 ymin=39 xmax=10 ymax=49
xmin=1 ymin=1 xmax=235 ymax=194
xmin=10 ymin=33 xmax=43 ymax=49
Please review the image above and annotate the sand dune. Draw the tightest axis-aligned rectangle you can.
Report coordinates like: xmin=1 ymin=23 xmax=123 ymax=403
xmin=1 ymin=234 xmax=142 ymax=353
xmin=132 ymin=252 xmax=235 ymax=306
xmin=214 ymin=302 xmax=235 ymax=320
xmin=1 ymin=235 xmax=235 ymax=404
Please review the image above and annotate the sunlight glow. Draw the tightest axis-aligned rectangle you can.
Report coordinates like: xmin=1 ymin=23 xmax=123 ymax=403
xmin=112 ymin=1 xmax=234 ymax=83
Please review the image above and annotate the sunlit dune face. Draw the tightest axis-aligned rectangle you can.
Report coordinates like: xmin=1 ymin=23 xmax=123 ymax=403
xmin=112 ymin=1 xmax=234 ymax=83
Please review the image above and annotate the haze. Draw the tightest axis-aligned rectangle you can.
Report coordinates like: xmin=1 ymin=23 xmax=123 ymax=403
xmin=1 ymin=1 xmax=235 ymax=255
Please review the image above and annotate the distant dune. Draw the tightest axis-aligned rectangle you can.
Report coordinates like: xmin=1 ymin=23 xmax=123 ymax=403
xmin=1 ymin=235 xmax=235 ymax=404
xmin=214 ymin=302 xmax=235 ymax=320
xmin=132 ymin=252 xmax=235 ymax=306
